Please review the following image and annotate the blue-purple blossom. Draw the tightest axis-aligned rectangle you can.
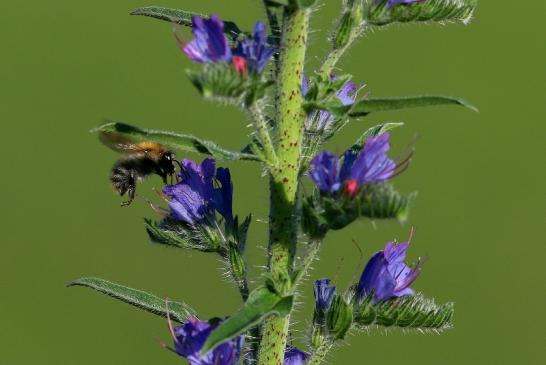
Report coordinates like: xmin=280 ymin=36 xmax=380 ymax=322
xmin=309 ymin=133 xmax=397 ymax=194
xmin=183 ymin=15 xmax=232 ymax=63
xmin=355 ymin=241 xmax=422 ymax=302
xmin=378 ymin=0 xmax=424 ymax=8
xmin=172 ymin=317 xmax=244 ymax=365
xmin=284 ymin=347 xmax=309 ymax=365
xmin=234 ymin=21 xmax=275 ymax=74
xmin=163 ymin=158 xmax=233 ymax=225
xmin=313 ymin=278 xmax=337 ymax=313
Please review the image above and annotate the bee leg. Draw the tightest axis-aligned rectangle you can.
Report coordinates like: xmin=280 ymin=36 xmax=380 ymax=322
xmin=121 ymin=186 xmax=135 ymax=207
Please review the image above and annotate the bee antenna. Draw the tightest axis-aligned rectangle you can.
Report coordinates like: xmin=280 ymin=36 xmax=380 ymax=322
xmin=165 ymin=297 xmax=179 ymax=344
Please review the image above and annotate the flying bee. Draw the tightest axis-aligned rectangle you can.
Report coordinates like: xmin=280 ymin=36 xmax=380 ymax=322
xmin=99 ymin=131 xmax=180 ymax=206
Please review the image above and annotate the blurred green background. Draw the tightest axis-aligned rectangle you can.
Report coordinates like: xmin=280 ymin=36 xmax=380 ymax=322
xmin=0 ymin=1 xmax=544 ymax=364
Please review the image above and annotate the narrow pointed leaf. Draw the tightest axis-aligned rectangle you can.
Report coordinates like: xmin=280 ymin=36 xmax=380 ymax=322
xmin=367 ymin=0 xmax=477 ymax=26
xmin=349 ymin=96 xmax=477 ymax=117
xmin=200 ymin=287 xmax=293 ymax=355
xmin=354 ymin=293 xmax=454 ymax=331
xmin=67 ymin=277 xmax=196 ymax=323
xmin=93 ymin=121 xmax=261 ymax=162
xmin=130 ymin=6 xmax=241 ymax=36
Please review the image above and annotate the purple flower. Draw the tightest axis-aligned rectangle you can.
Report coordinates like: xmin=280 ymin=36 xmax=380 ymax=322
xmin=163 ymin=158 xmax=233 ymax=225
xmin=234 ymin=21 xmax=275 ymax=74
xmin=376 ymin=0 xmax=424 ymax=8
xmin=172 ymin=317 xmax=244 ymax=365
xmin=309 ymin=133 xmax=397 ymax=194
xmin=183 ymin=15 xmax=232 ymax=63
xmin=355 ymin=241 xmax=422 ymax=302
xmin=313 ymin=279 xmax=337 ymax=313
xmin=284 ymin=347 xmax=309 ymax=365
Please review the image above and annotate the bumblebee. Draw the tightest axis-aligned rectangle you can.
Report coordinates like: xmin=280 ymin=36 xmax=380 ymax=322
xmin=99 ymin=131 xmax=178 ymax=206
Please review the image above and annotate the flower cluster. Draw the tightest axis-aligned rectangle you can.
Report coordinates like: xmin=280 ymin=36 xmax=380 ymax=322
xmin=171 ymin=317 xmax=244 ymax=365
xmin=309 ymin=133 xmax=397 ymax=196
xmin=183 ymin=15 xmax=275 ymax=76
xmin=355 ymin=241 xmax=422 ymax=302
xmin=170 ymin=317 xmax=307 ymax=365
xmin=163 ymin=158 xmax=233 ymax=226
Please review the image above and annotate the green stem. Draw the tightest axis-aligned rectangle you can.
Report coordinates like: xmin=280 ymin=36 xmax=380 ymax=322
xmin=318 ymin=21 xmax=366 ymax=77
xmin=257 ymin=6 xmax=310 ymax=365
xmin=250 ymin=103 xmax=278 ymax=165
xmin=307 ymin=340 xmax=334 ymax=365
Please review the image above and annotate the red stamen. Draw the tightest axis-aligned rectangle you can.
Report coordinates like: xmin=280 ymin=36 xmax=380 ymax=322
xmin=232 ymin=56 xmax=247 ymax=77
xmin=343 ymin=179 xmax=359 ymax=198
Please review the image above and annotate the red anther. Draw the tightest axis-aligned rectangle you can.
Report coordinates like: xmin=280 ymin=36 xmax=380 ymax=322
xmin=232 ymin=56 xmax=247 ymax=77
xmin=343 ymin=179 xmax=359 ymax=198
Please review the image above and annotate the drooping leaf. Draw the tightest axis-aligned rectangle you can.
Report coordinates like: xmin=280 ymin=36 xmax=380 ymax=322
xmin=367 ymin=0 xmax=477 ymax=26
xmin=349 ymin=95 xmax=477 ymax=117
xmin=67 ymin=277 xmax=196 ymax=323
xmin=354 ymin=293 xmax=454 ymax=331
xmin=130 ymin=6 xmax=241 ymax=36
xmin=200 ymin=287 xmax=293 ymax=355
xmin=93 ymin=121 xmax=261 ymax=162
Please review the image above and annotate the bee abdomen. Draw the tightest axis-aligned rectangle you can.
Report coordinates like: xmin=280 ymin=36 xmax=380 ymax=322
xmin=110 ymin=164 xmax=135 ymax=196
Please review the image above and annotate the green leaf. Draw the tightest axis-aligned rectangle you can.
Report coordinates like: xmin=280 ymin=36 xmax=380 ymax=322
xmin=367 ymin=0 xmax=477 ymax=26
xmin=200 ymin=287 xmax=293 ymax=355
xmin=93 ymin=121 xmax=261 ymax=162
xmin=130 ymin=6 xmax=241 ymax=36
xmin=67 ymin=277 xmax=196 ymax=323
xmin=354 ymin=293 xmax=454 ymax=331
xmin=349 ymin=95 xmax=477 ymax=117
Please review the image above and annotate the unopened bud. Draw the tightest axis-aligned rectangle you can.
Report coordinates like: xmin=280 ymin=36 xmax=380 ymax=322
xmin=228 ymin=242 xmax=246 ymax=281
xmin=333 ymin=0 xmax=363 ymax=50
xmin=232 ymin=56 xmax=247 ymax=78
xmin=326 ymin=295 xmax=353 ymax=340
xmin=343 ymin=179 xmax=359 ymax=198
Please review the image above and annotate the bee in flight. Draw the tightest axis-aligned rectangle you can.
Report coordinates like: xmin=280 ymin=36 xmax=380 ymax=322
xmin=99 ymin=131 xmax=179 ymax=206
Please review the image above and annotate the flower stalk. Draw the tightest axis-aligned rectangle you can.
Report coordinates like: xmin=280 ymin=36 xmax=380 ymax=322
xmin=258 ymin=6 xmax=310 ymax=365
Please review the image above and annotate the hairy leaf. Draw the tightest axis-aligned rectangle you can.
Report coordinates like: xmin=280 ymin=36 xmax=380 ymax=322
xmin=93 ymin=121 xmax=261 ymax=162
xmin=350 ymin=95 xmax=477 ymax=117
xmin=200 ymin=287 xmax=293 ymax=355
xmin=130 ymin=6 xmax=241 ymax=36
xmin=354 ymin=293 xmax=454 ymax=331
xmin=67 ymin=277 xmax=196 ymax=323
xmin=367 ymin=0 xmax=477 ymax=26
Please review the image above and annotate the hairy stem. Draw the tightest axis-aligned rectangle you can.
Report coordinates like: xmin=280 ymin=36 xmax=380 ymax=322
xmin=319 ymin=21 xmax=366 ymax=77
xmin=250 ymin=103 xmax=278 ymax=165
xmin=258 ymin=6 xmax=310 ymax=365
xmin=307 ymin=340 xmax=334 ymax=365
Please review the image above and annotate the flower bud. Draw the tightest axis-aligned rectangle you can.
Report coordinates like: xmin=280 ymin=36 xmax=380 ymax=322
xmin=228 ymin=242 xmax=246 ymax=281
xmin=333 ymin=0 xmax=363 ymax=50
xmin=326 ymin=294 xmax=353 ymax=340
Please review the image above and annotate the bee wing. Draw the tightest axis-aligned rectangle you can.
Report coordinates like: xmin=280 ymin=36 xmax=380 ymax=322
xmin=98 ymin=131 xmax=142 ymax=154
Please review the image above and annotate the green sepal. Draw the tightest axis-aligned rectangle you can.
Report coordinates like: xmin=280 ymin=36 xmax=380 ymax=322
xmin=296 ymin=0 xmax=318 ymax=8
xmin=67 ymin=277 xmax=196 ymax=323
xmin=130 ymin=6 xmax=241 ymax=37
xmin=367 ymin=0 xmax=477 ymax=26
xmin=144 ymin=218 xmax=221 ymax=252
xmin=93 ymin=121 xmax=260 ymax=162
xmin=187 ymin=64 xmax=274 ymax=107
xmin=354 ymin=293 xmax=454 ymax=331
xmin=350 ymin=95 xmax=477 ymax=117
xmin=326 ymin=295 xmax=353 ymax=340
xmin=304 ymin=183 xmax=415 ymax=233
xmin=333 ymin=0 xmax=364 ymax=50
xmin=200 ymin=287 xmax=293 ymax=356
xmin=228 ymin=241 xmax=247 ymax=281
